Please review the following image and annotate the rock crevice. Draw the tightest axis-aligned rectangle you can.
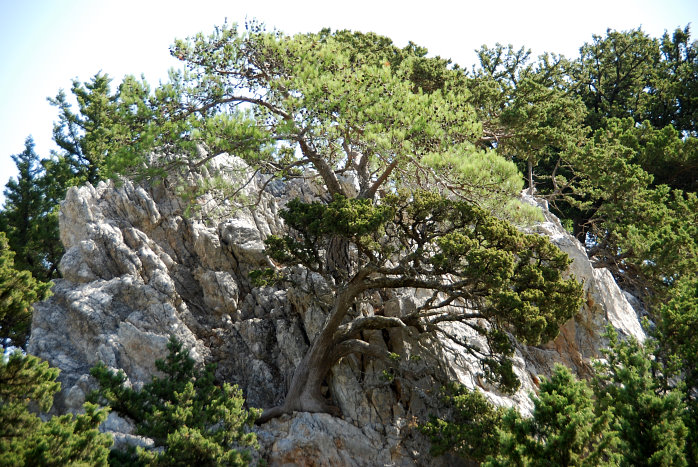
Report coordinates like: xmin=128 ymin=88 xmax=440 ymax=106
xmin=28 ymin=156 xmax=645 ymax=465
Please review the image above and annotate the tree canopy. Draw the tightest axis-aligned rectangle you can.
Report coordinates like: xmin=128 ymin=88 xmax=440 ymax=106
xmin=1 ymin=18 xmax=696 ymax=465
xmin=0 ymin=231 xmax=51 ymax=347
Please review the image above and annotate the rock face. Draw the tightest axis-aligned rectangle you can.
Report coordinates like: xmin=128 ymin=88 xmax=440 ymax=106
xmin=28 ymin=155 xmax=645 ymax=465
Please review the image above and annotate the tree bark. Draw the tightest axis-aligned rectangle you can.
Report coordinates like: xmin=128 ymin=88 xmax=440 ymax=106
xmin=326 ymin=236 xmax=353 ymax=280
xmin=256 ymin=281 xmax=365 ymax=424
xmin=256 ymin=314 xmax=341 ymax=424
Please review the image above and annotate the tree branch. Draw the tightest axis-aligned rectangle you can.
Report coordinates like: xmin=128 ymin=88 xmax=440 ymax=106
xmin=333 ymin=315 xmax=408 ymax=344
xmin=298 ymin=138 xmax=344 ymax=196
xmin=330 ymin=338 xmax=392 ymax=363
xmin=364 ymin=157 xmax=400 ymax=199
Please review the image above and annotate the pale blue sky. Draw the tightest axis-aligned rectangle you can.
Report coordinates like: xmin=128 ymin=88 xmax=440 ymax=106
xmin=1 ymin=0 xmax=697 ymax=204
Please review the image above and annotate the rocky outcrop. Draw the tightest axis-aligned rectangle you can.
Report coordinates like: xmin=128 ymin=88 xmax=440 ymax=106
xmin=27 ymin=154 xmax=645 ymax=465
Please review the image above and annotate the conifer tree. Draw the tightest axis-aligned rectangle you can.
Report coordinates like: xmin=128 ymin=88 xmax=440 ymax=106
xmin=89 ymin=336 xmax=259 ymax=465
xmin=593 ymin=329 xmax=688 ymax=466
xmin=654 ymin=26 xmax=698 ymax=135
xmin=125 ymin=23 xmax=583 ymax=423
xmin=654 ymin=276 xmax=698 ymax=463
xmin=487 ymin=365 xmax=619 ymax=467
xmin=572 ymin=28 xmax=661 ymax=130
xmin=469 ymin=44 xmax=587 ymax=195
xmin=48 ymin=72 xmax=120 ymax=185
xmin=0 ymin=137 xmax=62 ymax=281
xmin=420 ymin=383 xmax=504 ymax=463
xmin=0 ymin=231 xmax=51 ymax=348
xmin=564 ymin=119 xmax=698 ymax=299
xmin=0 ymin=348 xmax=112 ymax=465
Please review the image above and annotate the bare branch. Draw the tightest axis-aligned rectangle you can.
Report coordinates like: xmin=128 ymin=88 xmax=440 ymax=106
xmin=364 ymin=157 xmax=400 ymax=199
xmin=333 ymin=315 xmax=407 ymax=344
xmin=330 ymin=338 xmax=392 ymax=363
xmin=298 ymin=138 xmax=344 ymax=196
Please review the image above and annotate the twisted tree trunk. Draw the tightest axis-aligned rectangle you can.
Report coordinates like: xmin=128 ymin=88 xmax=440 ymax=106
xmin=256 ymin=277 xmax=370 ymax=424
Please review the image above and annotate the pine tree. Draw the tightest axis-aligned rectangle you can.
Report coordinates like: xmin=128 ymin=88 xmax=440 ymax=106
xmin=572 ymin=28 xmax=661 ymax=130
xmin=89 ymin=336 xmax=259 ymax=465
xmin=420 ymin=383 xmax=504 ymax=463
xmin=0 ymin=137 xmax=61 ymax=281
xmin=0 ymin=231 xmax=51 ymax=348
xmin=48 ymin=72 xmax=120 ymax=185
xmin=487 ymin=365 xmax=619 ymax=467
xmin=654 ymin=276 xmax=698 ymax=463
xmin=469 ymin=44 xmax=587 ymax=195
xmin=593 ymin=329 xmax=688 ymax=466
xmin=655 ymin=26 xmax=698 ymax=135
xmin=0 ymin=348 xmax=112 ymax=465
xmin=564 ymin=119 xmax=698 ymax=299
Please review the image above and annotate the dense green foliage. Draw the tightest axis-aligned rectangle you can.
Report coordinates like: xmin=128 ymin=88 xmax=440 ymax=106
xmin=420 ymin=383 xmax=505 ymax=462
xmin=267 ymin=191 xmax=582 ymax=392
xmin=470 ymin=27 xmax=698 ymax=303
xmin=0 ymin=348 xmax=112 ymax=466
xmin=89 ymin=336 xmax=259 ymax=465
xmin=0 ymin=17 xmax=696 ymax=465
xmin=0 ymin=231 xmax=51 ymax=347
xmin=0 ymin=138 xmax=63 ymax=281
xmin=653 ymin=275 xmax=698 ymax=463
xmin=488 ymin=365 xmax=618 ymax=467
xmin=49 ymin=73 xmax=120 ymax=185
xmin=427 ymin=331 xmax=690 ymax=465
xmin=593 ymin=329 xmax=688 ymax=466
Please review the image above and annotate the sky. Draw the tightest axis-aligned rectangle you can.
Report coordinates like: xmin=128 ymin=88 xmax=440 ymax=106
xmin=1 ymin=0 xmax=697 ymax=205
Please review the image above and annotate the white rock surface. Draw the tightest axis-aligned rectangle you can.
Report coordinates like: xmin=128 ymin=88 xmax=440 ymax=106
xmin=27 ymin=155 xmax=645 ymax=465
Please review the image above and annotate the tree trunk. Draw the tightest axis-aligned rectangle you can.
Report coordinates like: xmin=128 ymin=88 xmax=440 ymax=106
xmin=256 ymin=321 xmax=339 ymax=424
xmin=527 ymin=159 xmax=535 ymax=195
xmin=256 ymin=283 xmax=361 ymax=424
xmin=326 ymin=235 xmax=353 ymax=280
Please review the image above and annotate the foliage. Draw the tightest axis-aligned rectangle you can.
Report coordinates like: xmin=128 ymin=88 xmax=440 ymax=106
xmin=572 ymin=28 xmax=661 ymax=130
xmin=420 ymin=383 xmax=504 ymax=463
xmin=0 ymin=231 xmax=52 ymax=348
xmin=0 ymin=138 xmax=63 ymax=281
xmin=488 ymin=365 xmax=619 ymax=467
xmin=463 ymin=27 xmax=698 ymax=304
xmin=592 ymin=328 xmax=688 ymax=466
xmin=469 ymin=43 xmax=588 ymax=194
xmin=653 ymin=276 xmax=698 ymax=463
xmin=564 ymin=119 xmax=698 ymax=297
xmin=466 ymin=27 xmax=698 ymax=307
xmin=571 ymin=26 xmax=698 ymax=135
xmin=567 ymin=28 xmax=697 ymax=302
xmin=428 ymin=333 xmax=692 ymax=465
xmin=142 ymin=22 xmax=542 ymax=221
xmin=266 ymin=191 xmax=582 ymax=395
xmin=89 ymin=336 xmax=259 ymax=465
xmin=0 ymin=348 xmax=112 ymax=466
xmin=48 ymin=72 xmax=120 ymax=185
xmin=653 ymin=26 xmax=698 ymax=134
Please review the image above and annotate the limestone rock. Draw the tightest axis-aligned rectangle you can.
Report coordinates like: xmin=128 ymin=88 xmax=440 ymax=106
xmin=257 ymin=412 xmax=392 ymax=466
xmin=27 ymin=154 xmax=645 ymax=464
